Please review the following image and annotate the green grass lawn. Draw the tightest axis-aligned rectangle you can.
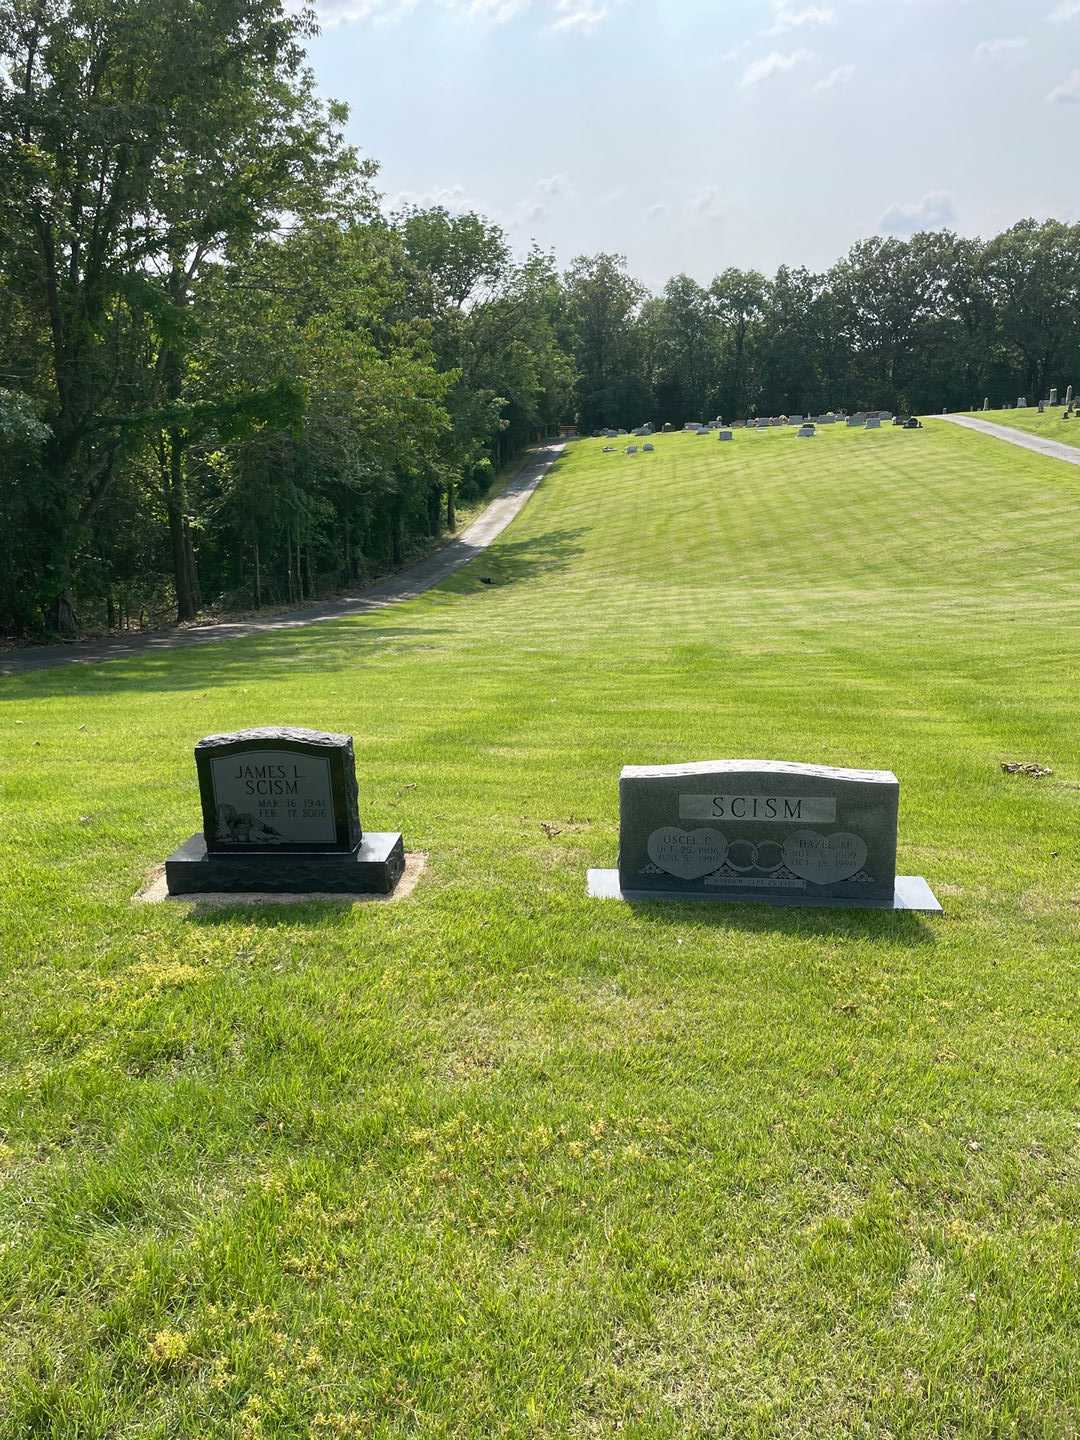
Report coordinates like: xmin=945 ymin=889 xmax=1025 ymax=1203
xmin=3 ymin=420 xmax=1080 ymax=1438
xmin=960 ymin=405 xmax=1080 ymax=450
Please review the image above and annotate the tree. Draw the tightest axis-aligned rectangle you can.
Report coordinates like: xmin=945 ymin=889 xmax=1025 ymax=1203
xmin=710 ymin=269 xmax=767 ymax=419
xmin=563 ymin=253 xmax=647 ymax=431
xmin=0 ymin=0 xmax=365 ymax=627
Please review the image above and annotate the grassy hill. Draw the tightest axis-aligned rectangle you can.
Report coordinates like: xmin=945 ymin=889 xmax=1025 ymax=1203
xmin=3 ymin=421 xmax=1080 ymax=1436
xmin=960 ymin=405 xmax=1080 ymax=450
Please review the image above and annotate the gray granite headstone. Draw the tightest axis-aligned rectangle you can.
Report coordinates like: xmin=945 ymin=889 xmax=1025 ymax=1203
xmin=865 ymin=417 xmax=881 ymax=429
xmin=717 ymin=429 xmax=733 ymax=440
xmin=1050 ymin=388 xmax=1058 ymax=406
xmin=983 ymin=397 xmax=989 ymax=411
xmin=797 ymin=424 xmax=815 ymax=438
xmin=1067 ymin=385 xmax=1074 ymax=406
xmin=165 ymin=727 xmax=404 ymax=895
xmin=587 ymin=760 xmax=940 ymax=911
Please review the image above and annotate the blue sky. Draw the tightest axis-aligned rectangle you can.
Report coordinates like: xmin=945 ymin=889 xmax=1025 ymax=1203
xmin=308 ymin=0 xmax=1080 ymax=288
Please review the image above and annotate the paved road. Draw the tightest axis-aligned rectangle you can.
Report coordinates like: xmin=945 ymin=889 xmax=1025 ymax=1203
xmin=936 ymin=414 xmax=1080 ymax=466
xmin=2 ymin=444 xmax=564 ymax=677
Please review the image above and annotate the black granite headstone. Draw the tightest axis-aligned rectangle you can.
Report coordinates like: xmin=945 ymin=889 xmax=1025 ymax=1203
xmin=165 ymin=727 xmax=404 ymax=896
xmin=587 ymin=759 xmax=940 ymax=911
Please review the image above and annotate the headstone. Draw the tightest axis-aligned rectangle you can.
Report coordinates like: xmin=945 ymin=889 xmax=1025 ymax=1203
xmin=797 ymin=424 xmax=815 ymax=438
xmin=165 ymin=727 xmax=404 ymax=896
xmin=663 ymin=422 xmax=673 ymax=433
xmin=1038 ymin=401 xmax=1045 ymax=414
xmin=983 ymin=397 xmax=989 ymax=411
xmin=865 ymin=417 xmax=881 ymax=429
xmin=602 ymin=446 xmax=616 ymax=453
xmin=1018 ymin=395 xmax=1026 ymax=408
xmin=626 ymin=445 xmax=638 ymax=455
xmin=717 ymin=429 xmax=733 ymax=441
xmin=643 ymin=443 xmax=655 ymax=451
xmin=788 ymin=415 xmax=804 ymax=425
xmin=1067 ymin=385 xmax=1074 ymax=406
xmin=1050 ymin=388 xmax=1058 ymax=406
xmin=847 ymin=416 xmax=861 ymax=427
xmin=586 ymin=760 xmax=940 ymax=911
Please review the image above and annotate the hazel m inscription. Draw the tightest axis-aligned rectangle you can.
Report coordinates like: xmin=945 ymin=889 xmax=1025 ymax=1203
xmin=587 ymin=759 xmax=941 ymax=911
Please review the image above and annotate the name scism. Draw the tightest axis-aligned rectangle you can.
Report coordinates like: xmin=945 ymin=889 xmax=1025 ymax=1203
xmin=679 ymin=793 xmax=838 ymax=823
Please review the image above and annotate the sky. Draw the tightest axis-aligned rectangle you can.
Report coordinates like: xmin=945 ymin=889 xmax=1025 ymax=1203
xmin=307 ymin=0 xmax=1080 ymax=290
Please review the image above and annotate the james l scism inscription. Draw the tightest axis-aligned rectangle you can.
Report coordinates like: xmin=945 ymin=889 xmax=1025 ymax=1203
xmin=209 ymin=750 xmax=335 ymax=847
xmin=196 ymin=727 xmax=362 ymax=853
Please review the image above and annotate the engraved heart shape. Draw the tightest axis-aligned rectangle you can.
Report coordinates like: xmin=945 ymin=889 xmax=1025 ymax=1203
xmin=782 ymin=830 xmax=867 ymax=885
xmin=647 ymin=827 xmax=728 ymax=881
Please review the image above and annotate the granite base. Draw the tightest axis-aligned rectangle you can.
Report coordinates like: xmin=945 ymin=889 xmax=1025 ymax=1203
xmin=587 ymin=869 xmax=942 ymax=912
xmin=166 ymin=832 xmax=405 ymax=896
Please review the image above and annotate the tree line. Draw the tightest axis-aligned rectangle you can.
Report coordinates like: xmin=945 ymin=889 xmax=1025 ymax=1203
xmin=2 ymin=0 xmax=1079 ymax=638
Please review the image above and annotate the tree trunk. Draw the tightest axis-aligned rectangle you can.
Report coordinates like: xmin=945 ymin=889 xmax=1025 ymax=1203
xmin=166 ymin=435 xmax=197 ymax=624
xmin=446 ymin=481 xmax=456 ymax=531
xmin=46 ymin=589 xmax=79 ymax=638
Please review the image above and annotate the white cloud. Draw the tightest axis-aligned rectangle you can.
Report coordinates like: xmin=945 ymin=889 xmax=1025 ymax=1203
xmin=536 ymin=172 xmax=573 ymax=198
xmin=694 ymin=185 xmax=728 ymax=221
xmin=1047 ymin=68 xmax=1080 ymax=102
xmin=387 ymin=182 xmax=475 ymax=213
xmin=316 ymin=0 xmax=612 ymax=27
xmin=740 ymin=48 xmax=813 ymax=88
xmin=810 ymin=63 xmax=854 ymax=96
xmin=1048 ymin=0 xmax=1080 ymax=20
xmin=550 ymin=0 xmax=608 ymax=30
xmin=973 ymin=36 xmax=1029 ymax=62
xmin=879 ymin=189 xmax=957 ymax=236
xmin=646 ymin=202 xmax=670 ymax=221
xmin=765 ymin=4 xmax=834 ymax=35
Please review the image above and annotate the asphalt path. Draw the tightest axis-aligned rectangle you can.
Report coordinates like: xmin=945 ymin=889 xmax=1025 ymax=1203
xmin=1 ymin=444 xmax=565 ymax=677
xmin=936 ymin=413 xmax=1080 ymax=466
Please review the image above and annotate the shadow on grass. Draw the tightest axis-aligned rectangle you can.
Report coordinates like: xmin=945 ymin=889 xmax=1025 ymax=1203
xmin=3 ymin=525 xmax=586 ymax=700
xmin=183 ymin=901 xmax=363 ymax=929
xmin=626 ymin=897 xmax=940 ymax=945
